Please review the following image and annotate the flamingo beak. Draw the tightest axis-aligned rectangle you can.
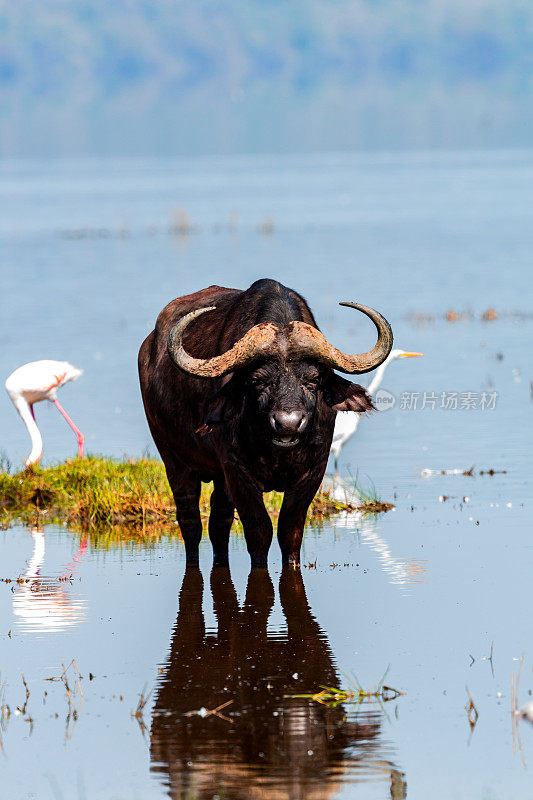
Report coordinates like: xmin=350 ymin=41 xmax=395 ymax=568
xmin=399 ymin=352 xmax=423 ymax=358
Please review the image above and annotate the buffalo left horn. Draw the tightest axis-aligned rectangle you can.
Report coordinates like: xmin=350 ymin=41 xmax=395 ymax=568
xmin=286 ymin=301 xmax=393 ymax=374
xmin=167 ymin=306 xmax=281 ymax=377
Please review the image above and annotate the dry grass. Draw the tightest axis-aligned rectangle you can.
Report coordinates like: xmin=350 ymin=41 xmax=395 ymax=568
xmin=0 ymin=455 xmax=350 ymax=535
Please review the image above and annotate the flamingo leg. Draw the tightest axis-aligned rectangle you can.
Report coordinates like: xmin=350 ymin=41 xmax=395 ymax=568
xmin=52 ymin=400 xmax=84 ymax=457
xmin=60 ymin=539 xmax=88 ymax=578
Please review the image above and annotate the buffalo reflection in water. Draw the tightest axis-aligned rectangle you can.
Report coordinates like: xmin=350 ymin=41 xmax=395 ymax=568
xmin=150 ymin=567 xmax=406 ymax=800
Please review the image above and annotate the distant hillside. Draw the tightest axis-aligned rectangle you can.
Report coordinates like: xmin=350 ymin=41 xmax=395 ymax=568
xmin=1 ymin=0 xmax=532 ymax=156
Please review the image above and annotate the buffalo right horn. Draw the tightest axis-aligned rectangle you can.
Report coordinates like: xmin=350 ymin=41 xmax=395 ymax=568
xmin=287 ymin=301 xmax=393 ymax=374
xmin=167 ymin=306 xmax=281 ymax=377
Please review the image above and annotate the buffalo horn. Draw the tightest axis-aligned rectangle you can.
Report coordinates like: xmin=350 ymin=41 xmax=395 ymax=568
xmin=286 ymin=302 xmax=393 ymax=374
xmin=167 ymin=306 xmax=280 ymax=377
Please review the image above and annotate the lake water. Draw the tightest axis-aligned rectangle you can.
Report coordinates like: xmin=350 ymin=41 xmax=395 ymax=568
xmin=0 ymin=150 xmax=532 ymax=798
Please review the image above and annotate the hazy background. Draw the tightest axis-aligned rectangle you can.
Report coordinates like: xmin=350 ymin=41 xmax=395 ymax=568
xmin=1 ymin=0 xmax=532 ymax=158
xmin=1 ymin=1 xmax=532 ymax=470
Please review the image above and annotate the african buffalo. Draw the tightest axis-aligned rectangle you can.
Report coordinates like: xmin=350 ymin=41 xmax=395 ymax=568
xmin=138 ymin=279 xmax=392 ymax=567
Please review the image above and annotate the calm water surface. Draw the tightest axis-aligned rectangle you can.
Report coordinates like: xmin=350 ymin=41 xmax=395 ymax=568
xmin=1 ymin=495 xmax=533 ymax=800
xmin=0 ymin=151 xmax=532 ymax=798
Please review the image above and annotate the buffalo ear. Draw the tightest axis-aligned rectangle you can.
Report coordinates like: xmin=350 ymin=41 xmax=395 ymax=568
xmin=323 ymin=374 xmax=375 ymax=413
xmin=197 ymin=374 xmax=239 ymax=435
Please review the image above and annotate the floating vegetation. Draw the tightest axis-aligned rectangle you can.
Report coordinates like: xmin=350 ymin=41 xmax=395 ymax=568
xmin=46 ymin=660 xmax=83 ymax=739
xmin=479 ymin=469 xmax=508 ymax=476
xmin=56 ymin=213 xmax=278 ymax=241
xmin=0 ymin=660 xmax=91 ymax=746
xmin=184 ymin=699 xmax=234 ymax=723
xmin=446 ymin=307 xmax=499 ymax=322
xmin=323 ymin=475 xmax=395 ymax=515
xmin=406 ymin=309 xmax=533 ymax=325
xmin=421 ymin=466 xmax=507 ymax=478
xmin=351 ymin=478 xmax=395 ymax=515
xmin=356 ymin=500 xmax=395 ymax=514
xmin=465 ymin=688 xmax=479 ymax=733
xmin=287 ymin=669 xmax=403 ymax=709
xmin=131 ymin=684 xmax=153 ymax=737
xmin=0 ymin=456 xmax=350 ymax=533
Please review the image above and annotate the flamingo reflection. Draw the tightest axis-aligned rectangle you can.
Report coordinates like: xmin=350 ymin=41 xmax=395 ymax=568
xmin=150 ymin=567 xmax=406 ymax=799
xmin=12 ymin=528 xmax=87 ymax=633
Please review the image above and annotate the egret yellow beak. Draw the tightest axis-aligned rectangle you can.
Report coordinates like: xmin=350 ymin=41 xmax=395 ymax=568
xmin=400 ymin=352 xmax=423 ymax=358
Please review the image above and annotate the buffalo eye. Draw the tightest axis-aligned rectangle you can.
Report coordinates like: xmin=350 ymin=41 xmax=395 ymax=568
xmin=251 ymin=376 xmax=268 ymax=389
xmin=299 ymin=367 xmax=319 ymax=391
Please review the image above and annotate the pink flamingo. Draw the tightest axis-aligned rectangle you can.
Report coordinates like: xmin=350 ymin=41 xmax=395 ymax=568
xmin=5 ymin=360 xmax=84 ymax=467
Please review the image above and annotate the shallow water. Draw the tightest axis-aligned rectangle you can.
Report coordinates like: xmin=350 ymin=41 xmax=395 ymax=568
xmin=1 ymin=150 xmax=532 ymax=797
xmin=1 ymin=151 xmax=532 ymax=485
xmin=1 ymin=483 xmax=533 ymax=800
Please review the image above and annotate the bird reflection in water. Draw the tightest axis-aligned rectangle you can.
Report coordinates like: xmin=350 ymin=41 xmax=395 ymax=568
xmin=151 ymin=567 xmax=406 ymax=799
xmin=335 ymin=511 xmax=428 ymax=587
xmin=325 ymin=476 xmax=428 ymax=587
xmin=12 ymin=528 xmax=87 ymax=633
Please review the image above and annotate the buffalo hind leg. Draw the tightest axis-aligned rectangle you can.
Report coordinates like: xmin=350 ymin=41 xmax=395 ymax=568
xmin=277 ymin=478 xmax=323 ymax=566
xmin=209 ymin=478 xmax=235 ymax=567
xmin=165 ymin=464 xmax=203 ymax=566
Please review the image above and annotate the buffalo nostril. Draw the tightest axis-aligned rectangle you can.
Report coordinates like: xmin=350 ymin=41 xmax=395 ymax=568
xmin=270 ymin=414 xmax=282 ymax=432
xmin=272 ymin=411 xmax=305 ymax=435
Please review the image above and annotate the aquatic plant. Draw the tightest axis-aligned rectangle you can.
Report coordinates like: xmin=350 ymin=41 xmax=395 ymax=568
xmin=349 ymin=476 xmax=395 ymax=514
xmin=287 ymin=668 xmax=403 ymax=708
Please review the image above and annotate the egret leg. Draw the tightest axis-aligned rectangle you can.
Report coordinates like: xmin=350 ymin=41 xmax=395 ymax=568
xmin=52 ymin=400 xmax=84 ymax=457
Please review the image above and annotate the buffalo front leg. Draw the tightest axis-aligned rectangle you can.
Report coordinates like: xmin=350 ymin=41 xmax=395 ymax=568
xmin=165 ymin=465 xmax=203 ymax=566
xmin=224 ymin=470 xmax=273 ymax=569
xmin=277 ymin=477 xmax=323 ymax=566
xmin=209 ymin=478 xmax=235 ymax=567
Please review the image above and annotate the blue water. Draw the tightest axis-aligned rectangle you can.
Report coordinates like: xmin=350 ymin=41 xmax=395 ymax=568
xmin=1 ymin=497 xmax=533 ymax=799
xmin=1 ymin=151 xmax=532 ymax=487
xmin=0 ymin=150 xmax=532 ymax=798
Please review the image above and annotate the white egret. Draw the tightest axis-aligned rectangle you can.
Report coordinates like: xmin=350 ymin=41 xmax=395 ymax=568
xmin=330 ymin=349 xmax=423 ymax=471
xmin=5 ymin=360 xmax=84 ymax=467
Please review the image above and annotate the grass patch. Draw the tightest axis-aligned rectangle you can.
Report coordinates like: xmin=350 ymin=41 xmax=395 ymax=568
xmin=0 ymin=455 xmax=350 ymax=534
xmin=330 ymin=474 xmax=395 ymax=515
xmin=352 ymin=478 xmax=394 ymax=513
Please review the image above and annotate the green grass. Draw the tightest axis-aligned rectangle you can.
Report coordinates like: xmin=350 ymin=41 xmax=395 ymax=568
xmin=334 ymin=474 xmax=395 ymax=515
xmin=286 ymin=667 xmax=403 ymax=708
xmin=0 ymin=455 xmax=351 ymax=536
